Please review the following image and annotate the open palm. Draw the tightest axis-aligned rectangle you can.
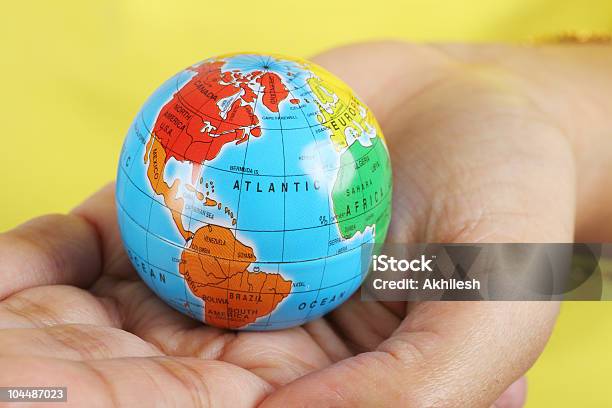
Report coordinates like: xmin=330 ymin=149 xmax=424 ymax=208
xmin=2 ymin=42 xmax=611 ymax=407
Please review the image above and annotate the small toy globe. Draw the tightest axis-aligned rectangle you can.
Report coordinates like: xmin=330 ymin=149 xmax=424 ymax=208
xmin=116 ymin=53 xmax=392 ymax=330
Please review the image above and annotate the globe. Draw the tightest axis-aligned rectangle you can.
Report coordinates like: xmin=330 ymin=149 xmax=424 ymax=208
xmin=116 ymin=53 xmax=392 ymax=330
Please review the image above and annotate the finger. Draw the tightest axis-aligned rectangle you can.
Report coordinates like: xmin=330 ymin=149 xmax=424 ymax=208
xmin=218 ymin=329 xmax=334 ymax=388
xmin=431 ymin=44 xmax=612 ymax=241
xmin=262 ymin=302 xmax=556 ymax=407
xmin=0 ymin=285 xmax=121 ymax=329
xmin=301 ymin=319 xmax=354 ymax=363
xmin=493 ymin=377 xmax=527 ymax=408
xmin=0 ymin=213 xmax=102 ymax=300
xmin=91 ymin=275 xmax=235 ymax=358
xmin=311 ymin=41 xmax=454 ymax=124
xmin=330 ymin=42 xmax=612 ymax=242
xmin=261 ymin=43 xmax=570 ymax=407
xmin=72 ymin=182 xmax=135 ymax=279
xmin=321 ymin=294 xmax=403 ymax=354
xmin=93 ymin=275 xmax=334 ymax=387
xmin=0 ymin=356 xmax=272 ymax=408
xmin=0 ymin=182 xmax=130 ymax=301
xmin=0 ymin=324 xmax=162 ymax=360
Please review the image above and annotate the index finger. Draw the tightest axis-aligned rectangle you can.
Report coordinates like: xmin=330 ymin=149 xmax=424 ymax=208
xmin=0 ymin=183 xmax=123 ymax=300
xmin=71 ymin=182 xmax=135 ymax=279
xmin=262 ymin=301 xmax=558 ymax=407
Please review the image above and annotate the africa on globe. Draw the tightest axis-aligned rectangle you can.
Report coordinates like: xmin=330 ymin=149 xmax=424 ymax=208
xmin=116 ymin=53 xmax=392 ymax=330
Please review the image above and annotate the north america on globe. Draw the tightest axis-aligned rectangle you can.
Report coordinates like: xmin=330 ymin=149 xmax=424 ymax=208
xmin=116 ymin=53 xmax=392 ymax=330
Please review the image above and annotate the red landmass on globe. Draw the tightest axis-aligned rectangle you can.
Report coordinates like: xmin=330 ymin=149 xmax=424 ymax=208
xmin=257 ymin=72 xmax=290 ymax=113
xmin=151 ymin=61 xmax=289 ymax=178
xmin=143 ymin=60 xmax=293 ymax=329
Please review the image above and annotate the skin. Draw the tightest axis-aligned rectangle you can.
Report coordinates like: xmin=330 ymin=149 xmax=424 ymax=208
xmin=0 ymin=42 xmax=611 ymax=408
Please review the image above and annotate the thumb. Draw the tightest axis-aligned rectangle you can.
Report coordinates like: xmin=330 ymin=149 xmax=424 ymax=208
xmin=261 ymin=44 xmax=572 ymax=407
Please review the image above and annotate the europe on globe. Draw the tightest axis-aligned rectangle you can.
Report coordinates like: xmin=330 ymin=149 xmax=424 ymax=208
xmin=116 ymin=53 xmax=392 ymax=330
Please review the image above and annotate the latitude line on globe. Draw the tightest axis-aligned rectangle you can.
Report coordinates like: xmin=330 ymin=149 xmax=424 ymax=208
xmin=121 ymin=238 xmax=364 ymax=296
xmin=135 ymin=108 xmax=384 ymax=179
xmin=117 ymin=164 xmax=391 ymax=236
xmin=146 ymin=80 xmax=353 ymax=132
xmin=116 ymin=198 xmax=379 ymax=267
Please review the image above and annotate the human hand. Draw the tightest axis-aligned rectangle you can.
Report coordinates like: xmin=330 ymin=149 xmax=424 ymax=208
xmin=1 ymin=42 xmax=611 ymax=407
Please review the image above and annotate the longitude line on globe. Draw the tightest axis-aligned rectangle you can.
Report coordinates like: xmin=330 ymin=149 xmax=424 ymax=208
xmin=285 ymin=83 xmax=334 ymax=325
xmin=141 ymin=75 xmax=236 ymax=315
xmin=224 ymin=56 xmax=269 ymax=328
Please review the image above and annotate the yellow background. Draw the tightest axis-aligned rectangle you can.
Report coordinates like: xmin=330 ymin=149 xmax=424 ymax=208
xmin=1 ymin=1 xmax=611 ymax=406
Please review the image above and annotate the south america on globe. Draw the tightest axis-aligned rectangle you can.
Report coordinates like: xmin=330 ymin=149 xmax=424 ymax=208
xmin=116 ymin=53 xmax=392 ymax=330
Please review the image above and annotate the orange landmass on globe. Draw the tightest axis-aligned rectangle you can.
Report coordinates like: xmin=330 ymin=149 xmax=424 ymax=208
xmin=185 ymin=184 xmax=205 ymax=201
xmin=144 ymin=59 xmax=293 ymax=328
xmin=179 ymin=224 xmax=292 ymax=329
xmin=185 ymin=184 xmax=218 ymax=207
xmin=145 ymin=135 xmax=193 ymax=241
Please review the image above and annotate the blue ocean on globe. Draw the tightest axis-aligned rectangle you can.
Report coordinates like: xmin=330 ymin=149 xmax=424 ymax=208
xmin=115 ymin=53 xmax=392 ymax=330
